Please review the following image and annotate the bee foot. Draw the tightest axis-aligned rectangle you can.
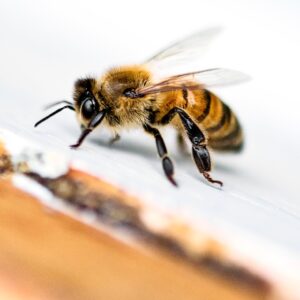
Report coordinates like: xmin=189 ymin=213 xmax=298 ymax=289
xmin=203 ymin=172 xmax=223 ymax=187
xmin=70 ymin=144 xmax=80 ymax=149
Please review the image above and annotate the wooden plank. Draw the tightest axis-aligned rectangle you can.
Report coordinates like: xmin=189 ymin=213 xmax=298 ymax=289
xmin=0 ymin=179 xmax=268 ymax=300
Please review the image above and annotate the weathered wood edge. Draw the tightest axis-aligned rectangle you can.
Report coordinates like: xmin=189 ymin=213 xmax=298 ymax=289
xmin=0 ymin=132 xmax=274 ymax=300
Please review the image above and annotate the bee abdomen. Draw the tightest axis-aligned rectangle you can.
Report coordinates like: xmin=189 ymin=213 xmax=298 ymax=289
xmin=208 ymin=119 xmax=244 ymax=152
xmin=198 ymin=91 xmax=244 ymax=152
xmin=196 ymin=90 xmax=211 ymax=122
xmin=206 ymin=102 xmax=231 ymax=133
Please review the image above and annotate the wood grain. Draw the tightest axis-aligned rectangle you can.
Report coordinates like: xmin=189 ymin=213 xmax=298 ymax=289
xmin=0 ymin=179 xmax=270 ymax=300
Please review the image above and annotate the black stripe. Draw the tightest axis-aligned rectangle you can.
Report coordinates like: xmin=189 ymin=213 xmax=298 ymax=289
xmin=211 ymin=121 xmax=241 ymax=145
xmin=211 ymin=140 xmax=244 ymax=152
xmin=206 ymin=102 xmax=231 ymax=133
xmin=197 ymin=90 xmax=211 ymax=122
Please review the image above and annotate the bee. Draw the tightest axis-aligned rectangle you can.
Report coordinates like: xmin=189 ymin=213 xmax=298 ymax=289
xmin=34 ymin=28 xmax=248 ymax=187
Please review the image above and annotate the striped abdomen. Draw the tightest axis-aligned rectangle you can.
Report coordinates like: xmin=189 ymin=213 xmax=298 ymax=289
xmin=188 ymin=89 xmax=244 ymax=152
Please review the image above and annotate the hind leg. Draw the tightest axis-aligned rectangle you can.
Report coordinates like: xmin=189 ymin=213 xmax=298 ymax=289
xmin=161 ymin=107 xmax=223 ymax=187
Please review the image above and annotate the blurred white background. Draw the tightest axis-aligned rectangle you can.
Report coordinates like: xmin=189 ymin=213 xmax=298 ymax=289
xmin=1 ymin=0 xmax=300 ymax=280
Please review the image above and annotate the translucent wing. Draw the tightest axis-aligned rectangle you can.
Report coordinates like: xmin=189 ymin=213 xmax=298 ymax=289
xmin=190 ymin=68 xmax=250 ymax=87
xmin=146 ymin=27 xmax=222 ymax=67
xmin=136 ymin=68 xmax=250 ymax=96
xmin=140 ymin=28 xmax=250 ymax=96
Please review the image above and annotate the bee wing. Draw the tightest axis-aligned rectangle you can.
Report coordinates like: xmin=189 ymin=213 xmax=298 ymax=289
xmin=189 ymin=68 xmax=250 ymax=87
xmin=146 ymin=27 xmax=222 ymax=67
xmin=141 ymin=28 xmax=250 ymax=96
xmin=137 ymin=68 xmax=250 ymax=96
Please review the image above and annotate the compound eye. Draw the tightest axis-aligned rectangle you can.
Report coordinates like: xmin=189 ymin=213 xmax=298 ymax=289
xmin=81 ymin=98 xmax=96 ymax=119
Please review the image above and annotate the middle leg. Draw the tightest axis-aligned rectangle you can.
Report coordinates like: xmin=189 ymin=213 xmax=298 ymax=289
xmin=177 ymin=131 xmax=188 ymax=155
xmin=109 ymin=133 xmax=121 ymax=146
xmin=143 ymin=124 xmax=177 ymax=187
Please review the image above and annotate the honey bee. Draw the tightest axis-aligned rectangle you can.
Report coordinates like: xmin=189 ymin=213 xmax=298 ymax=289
xmin=35 ymin=28 xmax=248 ymax=187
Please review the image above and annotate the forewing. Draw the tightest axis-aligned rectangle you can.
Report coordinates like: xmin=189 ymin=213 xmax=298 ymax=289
xmin=142 ymin=28 xmax=249 ymax=96
xmin=137 ymin=68 xmax=250 ymax=96
xmin=146 ymin=27 xmax=221 ymax=68
xmin=192 ymin=68 xmax=250 ymax=87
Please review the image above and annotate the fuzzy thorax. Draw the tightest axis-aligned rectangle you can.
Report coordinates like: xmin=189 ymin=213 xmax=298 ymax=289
xmin=73 ymin=65 xmax=156 ymax=128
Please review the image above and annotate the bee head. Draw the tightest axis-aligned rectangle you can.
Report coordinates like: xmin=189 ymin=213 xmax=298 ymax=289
xmin=73 ymin=67 xmax=153 ymax=127
xmin=73 ymin=77 xmax=102 ymax=126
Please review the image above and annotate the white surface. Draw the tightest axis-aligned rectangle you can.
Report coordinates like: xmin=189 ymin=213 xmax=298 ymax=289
xmin=1 ymin=0 xmax=300 ymax=292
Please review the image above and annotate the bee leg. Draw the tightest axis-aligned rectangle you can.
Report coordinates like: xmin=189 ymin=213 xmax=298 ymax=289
xmin=177 ymin=132 xmax=188 ymax=155
xmin=161 ymin=108 xmax=222 ymax=187
xmin=143 ymin=124 xmax=177 ymax=187
xmin=109 ymin=133 xmax=121 ymax=146
xmin=70 ymin=110 xmax=107 ymax=149
xmin=192 ymin=145 xmax=223 ymax=187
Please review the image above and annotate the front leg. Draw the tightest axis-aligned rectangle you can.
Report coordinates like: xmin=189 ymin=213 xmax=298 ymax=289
xmin=161 ymin=108 xmax=222 ymax=187
xmin=143 ymin=124 xmax=177 ymax=187
xmin=70 ymin=110 xmax=107 ymax=148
